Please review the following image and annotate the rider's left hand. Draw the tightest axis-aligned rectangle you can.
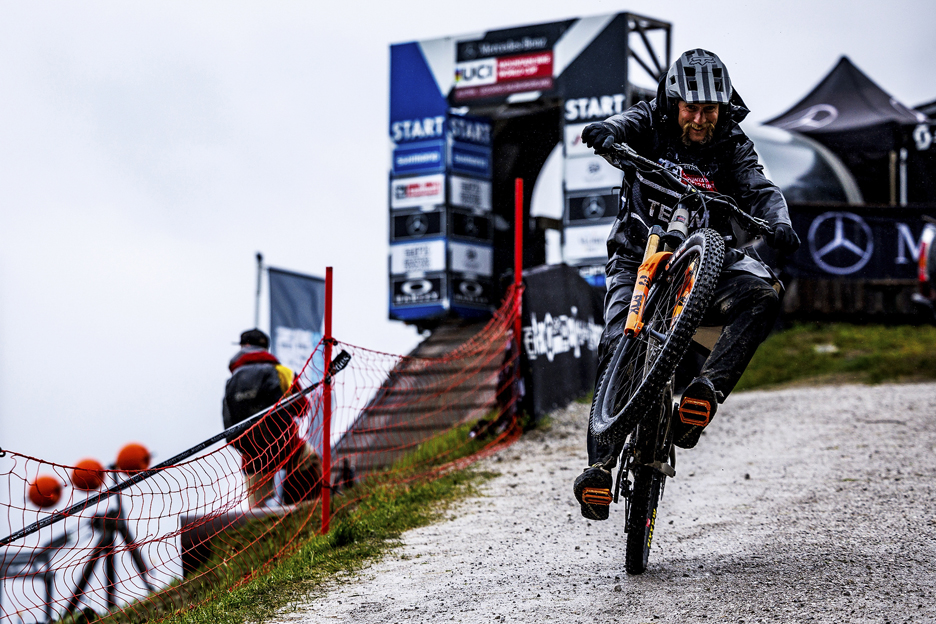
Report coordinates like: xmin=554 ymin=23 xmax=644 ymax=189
xmin=769 ymin=223 xmax=800 ymax=254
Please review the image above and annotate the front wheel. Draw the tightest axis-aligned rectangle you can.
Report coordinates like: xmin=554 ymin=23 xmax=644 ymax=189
xmin=589 ymin=229 xmax=725 ymax=446
xmin=625 ymin=464 xmax=663 ymax=575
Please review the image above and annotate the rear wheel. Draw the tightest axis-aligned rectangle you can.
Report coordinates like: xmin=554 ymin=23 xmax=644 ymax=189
xmin=625 ymin=464 xmax=663 ymax=575
xmin=589 ymin=229 xmax=724 ymax=445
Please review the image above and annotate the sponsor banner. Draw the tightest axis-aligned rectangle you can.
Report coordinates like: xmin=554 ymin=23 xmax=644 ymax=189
xmin=450 ymin=175 xmax=492 ymax=211
xmin=391 ymin=209 xmax=444 ymax=242
xmin=454 ymin=45 xmax=555 ymax=103
xmin=566 ymin=191 xmax=618 ymax=224
xmin=563 ymin=122 xmax=591 ymax=158
xmin=456 ymin=30 xmax=558 ymax=62
xmin=520 ymin=264 xmax=605 ymax=420
xmin=450 ymin=275 xmax=494 ymax=308
xmin=448 ymin=115 xmax=492 ymax=146
xmin=389 ymin=239 xmax=446 ymax=275
xmin=450 ymin=209 xmax=492 ymax=242
xmin=497 ymin=52 xmax=553 ymax=81
xmin=563 ymin=223 xmax=613 ymax=263
xmin=451 ymin=142 xmax=492 ymax=177
xmin=454 ymin=76 xmax=554 ymax=102
xmin=449 ymin=241 xmax=493 ymax=276
xmin=268 ymin=267 xmax=326 ymax=426
xmin=787 ymin=205 xmax=936 ymax=279
xmin=564 ymin=155 xmax=623 ymax=191
xmin=392 ymin=141 xmax=445 ymax=175
xmin=390 ymin=173 xmax=445 ymax=210
xmin=390 ymin=273 xmax=446 ymax=308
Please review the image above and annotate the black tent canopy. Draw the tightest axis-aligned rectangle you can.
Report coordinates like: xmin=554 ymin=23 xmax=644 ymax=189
xmin=765 ymin=56 xmax=934 ymax=205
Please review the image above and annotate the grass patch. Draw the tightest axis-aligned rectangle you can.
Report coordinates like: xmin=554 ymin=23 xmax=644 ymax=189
xmin=111 ymin=418 xmax=513 ymax=624
xmin=736 ymin=322 xmax=936 ymax=391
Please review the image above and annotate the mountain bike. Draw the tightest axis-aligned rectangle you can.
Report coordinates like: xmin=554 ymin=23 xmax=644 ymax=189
xmin=588 ymin=143 xmax=774 ymax=574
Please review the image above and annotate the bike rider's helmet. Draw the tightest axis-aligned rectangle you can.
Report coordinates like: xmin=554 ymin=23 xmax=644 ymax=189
xmin=665 ymin=49 xmax=733 ymax=104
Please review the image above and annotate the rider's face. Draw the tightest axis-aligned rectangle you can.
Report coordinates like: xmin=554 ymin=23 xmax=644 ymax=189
xmin=677 ymin=101 xmax=719 ymax=145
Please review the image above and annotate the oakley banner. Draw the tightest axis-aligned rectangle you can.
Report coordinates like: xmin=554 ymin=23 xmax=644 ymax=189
xmin=521 ymin=264 xmax=604 ymax=420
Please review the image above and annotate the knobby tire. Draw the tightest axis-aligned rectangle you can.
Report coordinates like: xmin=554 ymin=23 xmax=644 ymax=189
xmin=625 ymin=465 xmax=662 ymax=575
xmin=589 ymin=228 xmax=725 ymax=446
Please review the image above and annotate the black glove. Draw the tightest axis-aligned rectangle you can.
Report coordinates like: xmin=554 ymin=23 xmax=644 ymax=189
xmin=769 ymin=223 xmax=800 ymax=254
xmin=581 ymin=122 xmax=617 ymax=154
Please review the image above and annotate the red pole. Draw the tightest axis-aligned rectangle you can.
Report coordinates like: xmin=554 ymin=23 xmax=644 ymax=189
xmin=513 ymin=178 xmax=524 ymax=417
xmin=321 ymin=266 xmax=333 ymax=534
xmin=514 ymin=178 xmax=523 ymax=291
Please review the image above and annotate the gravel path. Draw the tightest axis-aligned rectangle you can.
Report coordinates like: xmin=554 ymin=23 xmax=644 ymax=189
xmin=284 ymin=383 xmax=936 ymax=623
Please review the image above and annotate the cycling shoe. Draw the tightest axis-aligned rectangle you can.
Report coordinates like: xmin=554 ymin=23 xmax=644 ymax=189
xmin=573 ymin=464 xmax=613 ymax=521
xmin=675 ymin=376 xmax=718 ymax=449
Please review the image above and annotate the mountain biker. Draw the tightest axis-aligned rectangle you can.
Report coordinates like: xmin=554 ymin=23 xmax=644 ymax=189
xmin=572 ymin=49 xmax=801 ymax=521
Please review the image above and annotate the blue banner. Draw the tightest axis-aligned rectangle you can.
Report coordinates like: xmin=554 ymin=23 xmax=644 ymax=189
xmin=390 ymin=43 xmax=448 ymax=144
xmin=268 ymin=267 xmax=325 ymax=376
xmin=451 ymin=142 xmax=492 ymax=177
xmin=392 ymin=141 xmax=446 ymax=175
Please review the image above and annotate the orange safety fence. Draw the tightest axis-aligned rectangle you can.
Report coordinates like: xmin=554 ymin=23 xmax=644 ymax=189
xmin=0 ymin=284 xmax=523 ymax=624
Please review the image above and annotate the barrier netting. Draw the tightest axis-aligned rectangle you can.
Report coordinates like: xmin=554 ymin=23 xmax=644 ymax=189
xmin=0 ymin=285 xmax=522 ymax=623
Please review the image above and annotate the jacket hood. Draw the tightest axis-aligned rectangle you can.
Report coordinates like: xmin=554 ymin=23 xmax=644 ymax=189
xmin=229 ymin=345 xmax=280 ymax=373
xmin=653 ymin=71 xmax=751 ymax=145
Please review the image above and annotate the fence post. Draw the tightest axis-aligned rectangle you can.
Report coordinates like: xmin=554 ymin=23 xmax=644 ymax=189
xmin=322 ymin=266 xmax=333 ymax=534
xmin=514 ymin=178 xmax=524 ymax=417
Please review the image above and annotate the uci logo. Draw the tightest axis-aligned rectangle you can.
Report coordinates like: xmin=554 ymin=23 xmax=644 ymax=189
xmin=401 ymin=279 xmax=433 ymax=296
xmin=455 ymin=60 xmax=496 ymax=86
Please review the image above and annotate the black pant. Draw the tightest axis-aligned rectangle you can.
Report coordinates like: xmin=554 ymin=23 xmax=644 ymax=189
xmin=586 ymin=260 xmax=780 ymax=466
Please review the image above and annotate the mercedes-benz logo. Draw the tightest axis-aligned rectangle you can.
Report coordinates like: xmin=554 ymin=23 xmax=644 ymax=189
xmin=406 ymin=214 xmax=429 ymax=237
xmin=583 ymin=196 xmax=606 ymax=219
xmin=464 ymin=216 xmax=479 ymax=236
xmin=462 ymin=43 xmax=477 ymax=59
xmin=807 ymin=211 xmax=874 ymax=275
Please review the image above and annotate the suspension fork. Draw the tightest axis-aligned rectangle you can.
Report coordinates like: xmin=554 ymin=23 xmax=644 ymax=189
xmin=624 ymin=226 xmax=673 ymax=339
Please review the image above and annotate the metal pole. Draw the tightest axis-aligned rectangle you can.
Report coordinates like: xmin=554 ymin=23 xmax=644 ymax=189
xmin=254 ymin=252 xmax=263 ymax=328
xmin=900 ymin=147 xmax=908 ymax=207
xmin=321 ymin=266 xmax=334 ymax=534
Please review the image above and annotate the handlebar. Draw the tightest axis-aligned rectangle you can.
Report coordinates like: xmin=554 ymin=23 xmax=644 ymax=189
xmin=600 ymin=142 xmax=774 ymax=238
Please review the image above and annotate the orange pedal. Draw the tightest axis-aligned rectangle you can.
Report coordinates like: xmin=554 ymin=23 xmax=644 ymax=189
xmin=582 ymin=488 xmax=613 ymax=506
xmin=679 ymin=397 xmax=711 ymax=427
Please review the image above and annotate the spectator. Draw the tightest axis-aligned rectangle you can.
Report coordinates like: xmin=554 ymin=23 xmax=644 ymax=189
xmin=222 ymin=329 xmax=322 ymax=507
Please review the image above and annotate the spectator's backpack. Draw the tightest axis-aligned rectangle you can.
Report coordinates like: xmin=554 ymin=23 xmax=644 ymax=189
xmin=222 ymin=347 xmax=297 ymax=474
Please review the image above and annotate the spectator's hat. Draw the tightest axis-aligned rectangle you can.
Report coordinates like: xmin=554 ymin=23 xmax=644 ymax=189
xmin=239 ymin=328 xmax=270 ymax=349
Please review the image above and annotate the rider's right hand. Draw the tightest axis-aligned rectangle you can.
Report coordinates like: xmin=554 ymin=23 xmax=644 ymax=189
xmin=582 ymin=122 xmax=617 ymax=154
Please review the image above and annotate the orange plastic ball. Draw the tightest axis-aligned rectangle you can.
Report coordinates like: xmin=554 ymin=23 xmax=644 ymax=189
xmin=28 ymin=475 xmax=62 ymax=508
xmin=71 ymin=458 xmax=105 ymax=491
xmin=116 ymin=443 xmax=151 ymax=473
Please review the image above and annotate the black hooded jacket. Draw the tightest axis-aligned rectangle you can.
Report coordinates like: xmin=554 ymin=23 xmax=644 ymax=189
xmin=599 ymin=76 xmax=791 ymax=278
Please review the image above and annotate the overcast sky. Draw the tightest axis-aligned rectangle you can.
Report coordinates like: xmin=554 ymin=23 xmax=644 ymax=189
xmin=2 ymin=0 xmax=934 ymax=468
